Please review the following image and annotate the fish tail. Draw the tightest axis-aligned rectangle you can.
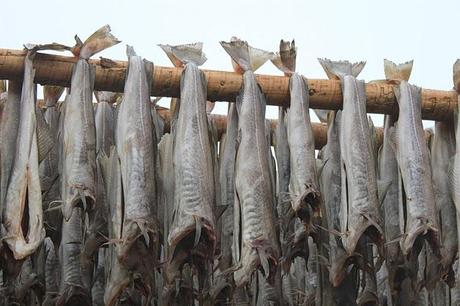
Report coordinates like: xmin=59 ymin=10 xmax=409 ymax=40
xmin=318 ymin=58 xmax=366 ymax=79
xmin=384 ymin=59 xmax=414 ymax=81
xmin=158 ymin=42 xmax=207 ymax=67
xmin=271 ymin=39 xmax=296 ymax=75
xmin=220 ymin=37 xmax=273 ymax=72
xmin=78 ymin=25 xmax=120 ymax=60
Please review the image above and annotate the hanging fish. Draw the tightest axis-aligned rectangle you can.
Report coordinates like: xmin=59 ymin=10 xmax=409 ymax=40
xmin=58 ymin=25 xmax=119 ymax=306
xmin=378 ymin=59 xmax=413 ymax=297
xmin=431 ymin=119 xmax=456 ymax=287
xmin=0 ymin=81 xmax=21 ymax=226
xmin=221 ymin=37 xmax=280 ymax=287
xmin=389 ymin=66 xmax=440 ymax=258
xmin=159 ymin=42 xmax=215 ymax=300
xmin=318 ymin=59 xmax=383 ymax=256
xmin=2 ymin=48 xmax=48 ymax=260
xmin=61 ymin=24 xmax=119 ymax=220
xmin=114 ymin=46 xmax=158 ymax=303
xmin=43 ymin=237 xmax=60 ymax=306
xmin=94 ymin=91 xmax=118 ymax=155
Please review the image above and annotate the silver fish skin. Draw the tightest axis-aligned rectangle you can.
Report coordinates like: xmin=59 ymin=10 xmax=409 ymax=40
xmin=43 ymin=237 xmax=59 ymax=305
xmin=61 ymin=55 xmax=97 ymax=220
xmin=61 ymin=25 xmax=119 ymax=221
xmin=392 ymin=81 xmax=439 ymax=256
xmin=2 ymin=53 xmax=45 ymax=260
xmin=115 ymin=47 xmax=157 ymax=302
xmin=91 ymin=248 xmax=106 ymax=306
xmin=339 ymin=72 xmax=383 ymax=255
xmin=58 ymin=207 xmax=91 ymax=305
xmin=99 ymin=148 xmax=130 ymax=306
xmin=380 ymin=114 xmax=406 ymax=292
xmin=233 ymin=70 xmax=280 ymax=287
xmin=218 ymin=102 xmax=238 ymax=270
xmin=286 ymin=73 xmax=321 ymax=227
xmin=167 ymin=62 xmax=216 ymax=283
xmin=431 ymin=121 xmax=456 ymax=285
xmin=94 ymin=93 xmax=116 ymax=155
xmin=0 ymin=81 xmax=21 ymax=219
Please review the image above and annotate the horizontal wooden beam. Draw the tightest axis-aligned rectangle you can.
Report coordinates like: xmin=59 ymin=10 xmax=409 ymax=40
xmin=1 ymin=48 xmax=456 ymax=121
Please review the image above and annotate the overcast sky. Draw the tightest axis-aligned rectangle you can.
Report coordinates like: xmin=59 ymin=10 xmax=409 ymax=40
xmin=1 ymin=0 xmax=458 ymax=126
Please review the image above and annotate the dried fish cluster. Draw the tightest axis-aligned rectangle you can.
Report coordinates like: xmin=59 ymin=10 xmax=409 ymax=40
xmin=0 ymin=25 xmax=459 ymax=306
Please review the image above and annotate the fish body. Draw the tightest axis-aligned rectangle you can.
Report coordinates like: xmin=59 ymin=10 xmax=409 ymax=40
xmin=115 ymin=47 xmax=157 ymax=302
xmin=167 ymin=61 xmax=216 ymax=285
xmin=2 ymin=52 xmax=45 ymax=259
xmin=286 ymin=73 xmax=321 ymax=227
xmin=393 ymin=81 xmax=439 ymax=256
xmin=431 ymin=121 xmax=456 ymax=286
xmin=233 ymin=70 xmax=280 ymax=286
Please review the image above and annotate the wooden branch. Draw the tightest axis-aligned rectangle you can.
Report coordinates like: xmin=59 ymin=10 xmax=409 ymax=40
xmin=1 ymin=48 xmax=456 ymax=121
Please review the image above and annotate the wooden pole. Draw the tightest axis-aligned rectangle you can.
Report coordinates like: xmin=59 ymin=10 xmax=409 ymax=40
xmin=1 ymin=48 xmax=456 ymax=121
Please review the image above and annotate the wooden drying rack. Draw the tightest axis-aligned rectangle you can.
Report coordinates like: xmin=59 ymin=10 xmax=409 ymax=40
xmin=0 ymin=48 xmax=450 ymax=148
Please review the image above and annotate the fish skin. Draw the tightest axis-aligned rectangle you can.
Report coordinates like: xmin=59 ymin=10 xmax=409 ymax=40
xmin=219 ymin=103 xmax=238 ymax=268
xmin=2 ymin=52 xmax=46 ymax=260
xmin=431 ymin=121 xmax=456 ymax=286
xmin=57 ymin=207 xmax=91 ymax=306
xmin=43 ymin=237 xmax=60 ymax=306
xmin=233 ymin=70 xmax=280 ymax=287
xmin=339 ymin=73 xmax=383 ymax=255
xmin=380 ymin=114 xmax=407 ymax=294
xmin=94 ymin=92 xmax=117 ymax=155
xmin=100 ymin=148 xmax=131 ymax=306
xmin=166 ymin=61 xmax=216 ymax=286
xmin=114 ymin=47 xmax=157 ymax=303
xmin=91 ymin=248 xmax=106 ymax=306
xmin=61 ymin=55 xmax=97 ymax=221
xmin=286 ymin=73 xmax=321 ymax=228
xmin=0 ymin=81 xmax=21 ymax=223
xmin=392 ymin=81 xmax=439 ymax=257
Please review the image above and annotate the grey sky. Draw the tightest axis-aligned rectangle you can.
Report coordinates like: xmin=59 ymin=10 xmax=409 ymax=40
xmin=1 ymin=0 xmax=458 ymax=125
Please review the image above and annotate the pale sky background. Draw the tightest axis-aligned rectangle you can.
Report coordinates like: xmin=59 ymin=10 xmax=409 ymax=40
xmin=1 ymin=0 xmax=458 ymax=127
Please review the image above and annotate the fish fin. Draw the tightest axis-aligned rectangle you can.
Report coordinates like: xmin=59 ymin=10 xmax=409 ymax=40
xmin=314 ymin=109 xmax=329 ymax=123
xmin=78 ymin=25 xmax=120 ymax=60
xmin=220 ymin=37 xmax=273 ymax=72
xmin=193 ymin=215 xmax=202 ymax=248
xmin=271 ymin=39 xmax=296 ymax=75
xmin=318 ymin=58 xmax=366 ymax=79
xmin=454 ymin=59 xmax=460 ymax=92
xmin=138 ymin=222 xmax=150 ymax=248
xmin=158 ymin=42 xmax=207 ymax=66
xmin=43 ymin=86 xmax=65 ymax=107
xmin=377 ymin=179 xmax=392 ymax=207
xmin=384 ymin=59 xmax=414 ymax=81
xmin=35 ymin=106 xmax=54 ymax=163
xmin=258 ymin=248 xmax=270 ymax=279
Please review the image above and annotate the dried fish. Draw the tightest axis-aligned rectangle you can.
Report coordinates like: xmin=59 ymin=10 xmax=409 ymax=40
xmin=319 ymin=58 xmax=383 ymax=256
xmin=115 ymin=46 xmax=158 ymax=303
xmin=2 ymin=49 xmax=46 ymax=260
xmin=221 ymin=38 xmax=280 ymax=287
xmin=390 ymin=74 xmax=439 ymax=258
xmin=162 ymin=43 xmax=215 ymax=298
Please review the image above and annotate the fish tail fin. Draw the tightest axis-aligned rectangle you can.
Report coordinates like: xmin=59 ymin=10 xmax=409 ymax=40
xmin=159 ymin=42 xmax=207 ymax=67
xmin=220 ymin=37 xmax=273 ymax=72
xmin=78 ymin=25 xmax=120 ymax=60
xmin=384 ymin=59 xmax=414 ymax=81
xmin=271 ymin=39 xmax=296 ymax=75
xmin=94 ymin=91 xmax=120 ymax=104
xmin=43 ymin=86 xmax=65 ymax=107
xmin=318 ymin=58 xmax=366 ymax=79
